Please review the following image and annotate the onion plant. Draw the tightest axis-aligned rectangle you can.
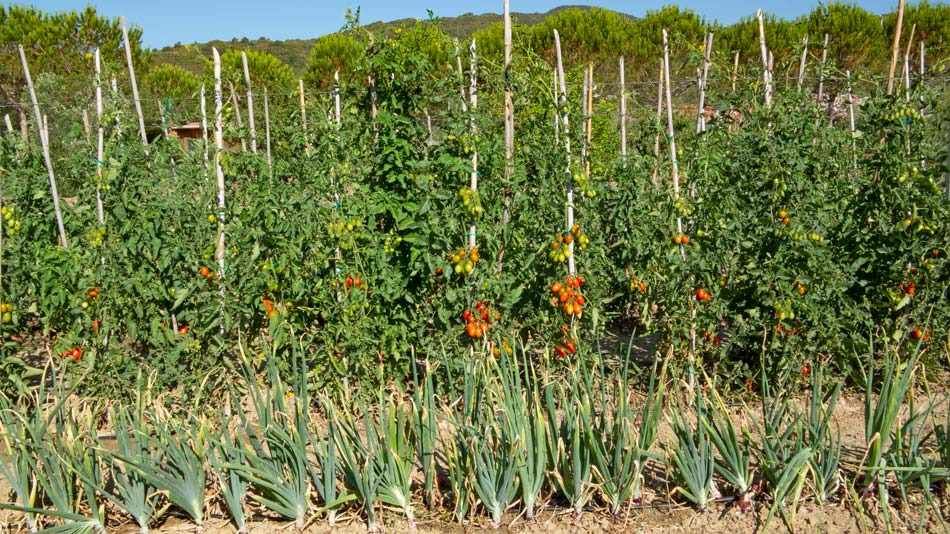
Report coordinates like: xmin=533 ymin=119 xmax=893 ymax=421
xmin=667 ymin=378 xmax=717 ymax=511
xmin=803 ymin=363 xmax=843 ymax=505
xmin=231 ymin=335 xmax=316 ymax=531
xmin=545 ymin=363 xmax=592 ymax=518
xmin=333 ymin=398 xmax=383 ymax=532
xmin=701 ymin=384 xmax=754 ymax=510
xmin=411 ymin=353 xmax=438 ymax=508
xmin=860 ymin=331 xmax=922 ymax=513
xmin=584 ymin=345 xmax=665 ymax=517
xmin=207 ymin=418 xmax=248 ymax=534
xmin=756 ymin=365 xmax=812 ymax=532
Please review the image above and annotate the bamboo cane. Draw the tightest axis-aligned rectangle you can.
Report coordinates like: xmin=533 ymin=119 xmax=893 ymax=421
xmin=732 ymin=50 xmax=740 ymax=93
xmin=498 ymin=0 xmax=514 ymax=274
xmin=298 ymin=79 xmax=308 ymax=133
xmin=697 ymin=31 xmax=714 ymax=134
xmin=847 ymin=70 xmax=857 ymax=170
xmin=81 ymin=109 xmax=90 ymax=143
xmin=817 ymin=34 xmax=829 ymax=107
xmin=94 ymin=49 xmax=105 ymax=229
xmin=654 ymin=59 xmax=664 ymax=180
xmin=200 ymin=84 xmax=209 ymax=169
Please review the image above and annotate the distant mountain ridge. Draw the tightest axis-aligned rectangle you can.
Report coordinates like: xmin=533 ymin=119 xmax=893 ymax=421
xmin=150 ymin=6 xmax=633 ymax=75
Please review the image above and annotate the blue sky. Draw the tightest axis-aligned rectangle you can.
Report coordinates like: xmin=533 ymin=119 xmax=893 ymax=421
xmin=26 ymin=1 xmax=898 ymax=49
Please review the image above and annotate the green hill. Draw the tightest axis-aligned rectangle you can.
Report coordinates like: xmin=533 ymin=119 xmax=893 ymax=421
xmin=149 ymin=6 xmax=622 ymax=76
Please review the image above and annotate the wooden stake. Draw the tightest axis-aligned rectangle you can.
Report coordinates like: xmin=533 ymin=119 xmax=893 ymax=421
xmin=94 ymin=49 xmax=105 ymax=228
xmin=19 ymin=44 xmax=67 ymax=248
xmin=732 ymin=50 xmax=740 ymax=93
xmin=697 ymin=31 xmax=714 ymax=134
xmin=498 ymin=0 xmax=514 ymax=273
xmin=468 ymin=39 xmax=479 ymax=252
xmin=2 ymin=114 xmax=11 ymax=134
xmin=110 ymin=76 xmax=122 ymax=140
xmin=298 ymin=79 xmax=308 ymax=133
xmin=846 ymin=70 xmax=857 ymax=169
xmin=653 ymin=59 xmax=664 ymax=180
xmin=586 ymin=64 xmax=593 ymax=182
xmin=887 ymin=0 xmax=906 ymax=95
xmin=757 ymin=10 xmax=772 ymax=110
xmin=581 ymin=66 xmax=589 ymax=177
xmin=241 ymin=52 xmax=258 ymax=154
xmin=229 ymin=82 xmax=247 ymax=153
xmin=264 ymin=88 xmax=272 ymax=181
xmin=334 ymin=70 xmax=341 ymax=127
xmin=920 ymin=41 xmax=925 ymax=77
xmin=200 ymin=84 xmax=209 ymax=168
xmin=619 ymin=56 xmax=627 ymax=166
xmin=553 ymin=68 xmax=559 ymax=145
xmin=81 ymin=109 xmax=91 ymax=143
xmin=121 ymin=17 xmax=148 ymax=148
xmin=903 ymin=24 xmax=916 ymax=97
xmin=212 ymin=48 xmax=227 ymax=332
xmin=554 ymin=30 xmax=575 ymax=277
xmin=817 ymin=33 xmax=829 ymax=107
xmin=797 ymin=34 xmax=809 ymax=92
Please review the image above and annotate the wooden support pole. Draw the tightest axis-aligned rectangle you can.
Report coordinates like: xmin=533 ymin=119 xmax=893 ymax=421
xmin=229 ymin=82 xmax=247 ymax=153
xmin=94 ymin=49 xmax=105 ymax=227
xmin=887 ymin=0 xmax=906 ymax=95
xmin=697 ymin=31 xmax=714 ymax=134
xmin=298 ymin=79 xmax=308 ymax=132
xmin=19 ymin=45 xmax=68 ymax=248
xmin=757 ymin=10 xmax=772 ymax=110
xmin=241 ymin=52 xmax=258 ymax=154
xmin=654 ymin=59 xmax=664 ymax=180
xmin=81 ymin=109 xmax=91 ymax=143
xmin=732 ymin=50 xmax=740 ymax=93
xmin=497 ymin=0 xmax=514 ymax=273
xmin=619 ymin=56 xmax=627 ymax=166
xmin=797 ymin=34 xmax=809 ymax=92
xmin=468 ymin=39 xmax=479 ymax=252
xmin=121 ymin=17 xmax=148 ymax=148
xmin=264 ymin=88 xmax=273 ymax=180
xmin=200 ymin=84 xmax=209 ymax=168
xmin=817 ymin=33 xmax=829 ymax=107
xmin=212 ymin=48 xmax=227 ymax=332
xmin=554 ymin=30 xmax=575 ymax=277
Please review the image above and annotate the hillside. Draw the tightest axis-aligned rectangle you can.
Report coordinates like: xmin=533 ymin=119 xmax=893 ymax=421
xmin=149 ymin=6 xmax=616 ymax=75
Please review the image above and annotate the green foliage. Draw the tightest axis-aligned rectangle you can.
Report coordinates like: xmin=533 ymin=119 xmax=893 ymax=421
xmin=213 ymin=49 xmax=295 ymax=91
xmin=304 ymin=33 xmax=365 ymax=90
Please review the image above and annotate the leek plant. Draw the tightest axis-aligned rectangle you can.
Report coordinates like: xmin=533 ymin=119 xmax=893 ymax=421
xmin=667 ymin=378 xmax=717 ymax=511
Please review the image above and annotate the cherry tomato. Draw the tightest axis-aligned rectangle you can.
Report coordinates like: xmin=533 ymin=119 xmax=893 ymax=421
xmin=199 ymin=266 xmax=211 ymax=278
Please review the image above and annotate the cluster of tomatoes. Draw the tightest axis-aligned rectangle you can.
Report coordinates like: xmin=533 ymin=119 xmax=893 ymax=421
xmin=553 ymin=329 xmax=578 ymax=358
xmin=0 ymin=302 xmax=13 ymax=323
xmin=795 ymin=282 xmax=807 ymax=295
xmin=81 ymin=287 xmax=100 ymax=311
xmin=701 ymin=330 xmax=721 ymax=347
xmin=462 ymin=301 xmax=499 ymax=339
xmin=262 ymin=297 xmax=277 ymax=319
xmin=888 ymin=106 xmax=922 ymax=123
xmin=695 ymin=288 xmax=712 ymax=302
xmin=199 ymin=265 xmax=215 ymax=280
xmin=458 ymin=188 xmax=484 ymax=219
xmin=629 ymin=277 xmax=647 ymax=293
xmin=910 ymin=327 xmax=931 ymax=341
xmin=898 ymin=280 xmax=916 ymax=297
xmin=550 ymin=275 xmax=585 ymax=318
xmin=672 ymin=234 xmax=690 ymax=245
xmin=449 ymin=247 xmax=478 ymax=276
xmin=2 ymin=205 xmax=22 ymax=238
xmin=344 ymin=275 xmax=365 ymax=292
xmin=60 ymin=346 xmax=83 ymax=361
xmin=548 ymin=224 xmax=589 ymax=265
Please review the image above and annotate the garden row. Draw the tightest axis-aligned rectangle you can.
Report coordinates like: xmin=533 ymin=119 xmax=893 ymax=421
xmin=1 ymin=331 xmax=947 ymax=533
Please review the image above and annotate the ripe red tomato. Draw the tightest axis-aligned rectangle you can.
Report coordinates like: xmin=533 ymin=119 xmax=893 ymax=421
xmin=911 ymin=328 xmax=923 ymax=340
xmin=462 ymin=310 xmax=472 ymax=322
xmin=551 ymin=282 xmax=563 ymax=294
xmin=354 ymin=276 xmax=363 ymax=288
xmin=436 ymin=267 xmax=443 ymax=276
xmin=346 ymin=277 xmax=354 ymax=289
xmin=466 ymin=323 xmax=478 ymax=338
xmin=802 ymin=365 xmax=810 ymax=377
xmin=681 ymin=235 xmax=690 ymax=245
xmin=199 ymin=266 xmax=211 ymax=278
xmin=179 ymin=326 xmax=189 ymax=335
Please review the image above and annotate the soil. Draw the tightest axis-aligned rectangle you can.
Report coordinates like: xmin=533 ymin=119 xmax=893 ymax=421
xmin=2 ymin=393 xmax=948 ymax=533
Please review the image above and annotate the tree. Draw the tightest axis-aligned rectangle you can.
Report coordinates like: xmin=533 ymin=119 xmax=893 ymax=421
xmin=212 ymin=49 xmax=294 ymax=92
xmin=0 ymin=5 xmax=148 ymax=135
xmin=303 ymin=33 xmax=365 ymax=90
